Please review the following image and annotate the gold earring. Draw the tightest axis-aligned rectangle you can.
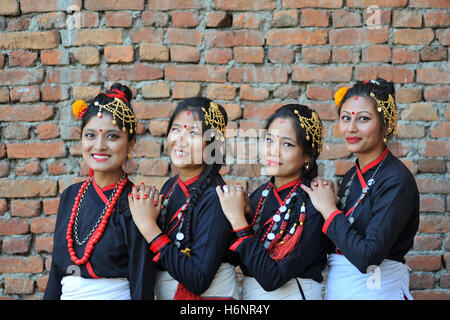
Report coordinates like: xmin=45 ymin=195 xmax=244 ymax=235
xmin=128 ymin=152 xmax=132 ymax=160
xmin=383 ymin=136 xmax=387 ymax=143
xmin=305 ymin=161 xmax=310 ymax=171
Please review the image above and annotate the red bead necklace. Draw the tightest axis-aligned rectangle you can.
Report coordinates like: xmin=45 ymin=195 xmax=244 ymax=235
xmin=66 ymin=175 xmax=128 ymax=266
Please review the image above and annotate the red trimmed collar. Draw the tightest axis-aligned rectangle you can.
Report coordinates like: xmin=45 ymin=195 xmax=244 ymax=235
xmin=270 ymin=177 xmax=302 ymax=206
xmin=177 ymin=173 xmax=201 ymax=198
xmin=356 ymin=147 xmax=389 ymax=174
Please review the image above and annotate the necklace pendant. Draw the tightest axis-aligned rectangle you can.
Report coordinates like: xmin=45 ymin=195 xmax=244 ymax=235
xmin=279 ymin=205 xmax=287 ymax=213
xmin=176 ymin=232 xmax=184 ymax=241
xmin=273 ymin=214 xmax=281 ymax=222
xmin=267 ymin=232 xmax=275 ymax=240
xmin=262 ymin=189 xmax=269 ymax=197
xmin=349 ymin=217 xmax=355 ymax=224
xmin=264 ymin=241 xmax=270 ymax=249
xmin=163 ymin=199 xmax=169 ymax=206
xmin=367 ymin=179 xmax=375 ymax=187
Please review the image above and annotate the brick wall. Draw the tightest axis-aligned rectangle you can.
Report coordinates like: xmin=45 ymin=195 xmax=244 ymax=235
xmin=0 ymin=0 xmax=448 ymax=299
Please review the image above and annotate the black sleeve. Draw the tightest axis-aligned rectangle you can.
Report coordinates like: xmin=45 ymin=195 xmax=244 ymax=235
xmin=152 ymin=191 xmax=232 ymax=295
xmin=121 ymin=209 xmax=156 ymax=300
xmin=232 ymin=202 xmax=327 ymax=291
xmin=323 ymin=175 xmax=418 ymax=274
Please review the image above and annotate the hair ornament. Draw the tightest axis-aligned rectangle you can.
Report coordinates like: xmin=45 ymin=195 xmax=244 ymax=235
xmin=202 ymin=101 xmax=226 ymax=142
xmin=334 ymin=87 xmax=349 ymax=108
xmin=294 ymin=109 xmax=323 ymax=152
xmin=95 ymin=98 xmax=136 ymax=134
xmin=72 ymin=100 xmax=88 ymax=118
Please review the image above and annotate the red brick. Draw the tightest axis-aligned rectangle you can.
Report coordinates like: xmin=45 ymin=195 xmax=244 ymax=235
xmin=394 ymin=29 xmax=435 ymax=45
xmin=0 ymin=0 xmax=19 ymax=15
xmin=172 ymin=82 xmax=202 ymax=99
xmin=105 ymin=65 xmax=163 ymax=82
xmin=131 ymin=28 xmax=164 ymax=44
xmin=417 ymin=67 xmax=449 ymax=84
xmin=47 ymin=160 xmax=67 ymax=176
xmin=292 ymin=66 xmax=352 ymax=82
xmin=243 ymin=102 xmax=284 ymax=120
xmin=46 ymin=68 xmax=101 ymax=84
xmin=397 ymin=123 xmax=425 ymax=138
xmin=105 ymin=11 xmax=133 ymax=27
xmin=392 ymin=48 xmax=420 ymax=64
xmin=73 ymin=47 xmax=100 ymax=65
xmin=142 ymin=83 xmax=170 ymax=99
xmin=133 ymin=102 xmax=176 ymax=120
xmin=396 ymin=87 xmax=422 ymax=103
xmin=43 ymin=198 xmax=59 ymax=215
xmin=172 ymin=11 xmax=199 ymax=27
xmin=36 ymin=123 xmax=59 ymax=140
xmin=3 ymin=277 xmax=34 ymax=294
xmin=229 ymin=67 xmax=288 ymax=83
xmin=223 ymin=104 xmax=242 ymax=121
xmin=420 ymin=196 xmax=445 ymax=213
xmin=329 ymin=27 xmax=388 ymax=45
xmin=332 ymin=10 xmax=362 ymax=27
xmin=319 ymin=143 xmax=352 ymax=159
xmin=410 ymin=273 xmax=436 ymax=290
xmin=302 ymin=47 xmax=331 ymax=64
xmin=140 ymin=159 xmax=169 ymax=176
xmin=30 ymin=216 xmax=56 ymax=234
xmin=2 ymin=237 xmax=31 ymax=254
xmin=273 ymin=85 xmax=299 ymax=99
xmin=170 ymin=46 xmax=200 ymax=63
xmin=300 ymin=9 xmax=329 ymax=27
xmin=132 ymin=140 xmax=161 ymax=158
xmin=233 ymin=164 xmax=261 ymax=178
xmin=7 ymin=17 xmax=30 ymax=31
xmin=362 ymin=45 xmax=391 ymax=62
xmin=148 ymin=0 xmax=204 ymax=10
xmin=142 ymin=11 xmax=168 ymax=27
xmin=334 ymin=160 xmax=355 ymax=176
xmin=414 ymin=235 xmax=442 ymax=251
xmin=7 ymin=142 xmax=65 ymax=159
xmin=104 ymin=45 xmax=134 ymax=63
xmin=139 ymin=43 xmax=169 ymax=62
xmin=10 ymin=86 xmax=40 ymax=103
xmin=167 ymin=28 xmax=202 ymax=46
xmin=0 ymin=256 xmax=43 ymax=273
xmin=267 ymin=29 xmax=327 ymax=45
xmin=418 ymin=159 xmax=446 ymax=174
xmin=234 ymin=46 xmax=264 ymax=63
xmin=410 ymin=0 xmax=450 ymax=8
xmin=9 ymin=50 xmax=37 ymax=66
xmin=15 ymin=161 xmax=42 ymax=176
xmin=421 ymin=46 xmax=447 ymax=62
xmin=424 ymin=11 xmax=450 ymax=27
xmin=166 ymin=65 xmax=226 ymax=83
xmin=71 ymin=29 xmax=123 ymax=46
xmin=232 ymin=13 xmax=262 ymax=29
xmin=206 ymin=12 xmax=232 ymax=28
xmin=307 ymin=85 xmax=332 ymax=101
xmin=421 ymin=140 xmax=450 ymax=158
xmin=430 ymin=122 xmax=450 ymax=138
xmin=205 ymin=30 xmax=264 ymax=47
xmin=355 ymin=65 xmax=414 ymax=83
xmin=85 ymin=0 xmax=144 ymax=10
xmin=0 ymin=31 xmax=59 ymax=49
xmin=272 ymin=10 xmax=298 ymax=27
xmin=204 ymin=48 xmax=233 ymax=64
xmin=405 ymin=255 xmax=441 ymax=271
xmin=20 ymin=0 xmax=81 ymax=12
xmin=268 ymin=48 xmax=295 ymax=63
xmin=215 ymin=0 xmax=275 ymax=10
xmin=0 ymin=199 xmax=7 ymax=215
xmin=332 ymin=48 xmax=360 ymax=63
xmin=240 ymin=85 xmax=269 ymax=101
xmin=412 ymin=291 xmax=450 ymax=300
xmin=149 ymin=120 xmax=169 ymax=137
xmin=206 ymin=84 xmax=237 ymax=100
xmin=424 ymin=86 xmax=450 ymax=102
xmin=392 ymin=10 xmax=423 ymax=28
xmin=0 ymin=69 xmax=44 ymax=86
xmin=282 ymin=0 xmax=343 ymax=8
xmin=35 ymin=236 xmax=53 ymax=253
xmin=0 ymin=104 xmax=53 ymax=121
xmin=41 ymin=49 xmax=69 ymax=66
xmin=417 ymin=178 xmax=450 ymax=194
xmin=347 ymin=0 xmax=407 ymax=6
xmin=0 ymin=218 xmax=29 ymax=236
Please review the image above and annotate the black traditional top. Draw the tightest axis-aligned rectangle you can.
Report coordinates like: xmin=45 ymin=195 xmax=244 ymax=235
xmin=44 ymin=178 xmax=156 ymax=300
xmin=323 ymin=148 xmax=420 ymax=273
xmin=148 ymin=174 xmax=234 ymax=296
xmin=229 ymin=178 xmax=328 ymax=291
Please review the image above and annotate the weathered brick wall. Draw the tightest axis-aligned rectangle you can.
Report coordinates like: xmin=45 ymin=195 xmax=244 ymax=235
xmin=0 ymin=0 xmax=448 ymax=299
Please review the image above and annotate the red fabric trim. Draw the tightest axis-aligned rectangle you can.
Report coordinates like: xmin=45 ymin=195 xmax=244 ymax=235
xmin=360 ymin=147 xmax=389 ymax=174
xmin=101 ymin=181 xmax=118 ymax=191
xmin=85 ymin=261 xmax=100 ymax=279
xmin=229 ymin=235 xmax=254 ymax=251
xmin=149 ymin=234 xmax=171 ymax=254
xmin=322 ymin=210 xmax=342 ymax=234
xmin=152 ymin=252 xmax=161 ymax=262
xmin=356 ymin=165 xmax=367 ymax=190
xmin=182 ymin=174 xmax=201 ymax=186
xmin=233 ymin=225 xmax=251 ymax=232
xmin=276 ymin=177 xmax=302 ymax=192
xmin=270 ymin=182 xmax=283 ymax=206
xmin=92 ymin=178 xmax=109 ymax=205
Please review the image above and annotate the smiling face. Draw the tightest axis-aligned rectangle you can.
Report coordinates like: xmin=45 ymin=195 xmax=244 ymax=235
xmin=339 ymin=96 xmax=385 ymax=164
xmin=81 ymin=113 xmax=134 ymax=181
xmin=167 ymin=110 xmax=206 ymax=171
xmin=261 ymin=117 xmax=310 ymax=185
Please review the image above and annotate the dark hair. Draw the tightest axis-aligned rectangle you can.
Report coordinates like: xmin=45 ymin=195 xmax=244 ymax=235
xmin=264 ymin=104 xmax=322 ymax=181
xmin=168 ymin=97 xmax=228 ymax=248
xmin=339 ymin=78 xmax=396 ymax=139
xmin=81 ymin=83 xmax=136 ymax=142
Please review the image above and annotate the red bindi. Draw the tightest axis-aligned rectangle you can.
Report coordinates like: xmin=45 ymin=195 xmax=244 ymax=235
xmin=351 ymin=112 xmax=355 ymax=115
xmin=99 ymin=129 xmax=103 ymax=132
xmin=183 ymin=125 xmax=187 ymax=128
xmin=354 ymin=96 xmax=359 ymax=100
xmin=187 ymin=111 xmax=191 ymax=116
xmin=280 ymin=120 xmax=286 ymax=124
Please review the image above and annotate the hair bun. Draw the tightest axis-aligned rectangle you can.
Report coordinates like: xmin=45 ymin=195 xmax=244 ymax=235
xmin=374 ymin=78 xmax=395 ymax=98
xmin=108 ymin=83 xmax=133 ymax=104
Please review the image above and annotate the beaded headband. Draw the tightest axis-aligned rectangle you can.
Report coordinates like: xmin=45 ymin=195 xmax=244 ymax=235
xmin=202 ymin=101 xmax=226 ymax=142
xmin=293 ymin=109 xmax=322 ymax=153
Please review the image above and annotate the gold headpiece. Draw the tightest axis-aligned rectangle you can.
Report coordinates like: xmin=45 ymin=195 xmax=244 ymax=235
xmin=370 ymin=92 xmax=397 ymax=137
xmin=95 ymin=98 xmax=136 ymax=134
xmin=294 ymin=109 xmax=323 ymax=153
xmin=202 ymin=102 xmax=226 ymax=142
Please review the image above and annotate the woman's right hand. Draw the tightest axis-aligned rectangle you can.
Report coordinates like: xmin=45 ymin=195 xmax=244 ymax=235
xmin=216 ymin=184 xmax=249 ymax=230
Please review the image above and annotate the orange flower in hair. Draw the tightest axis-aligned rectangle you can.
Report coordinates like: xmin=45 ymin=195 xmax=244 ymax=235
xmin=72 ymin=100 xmax=88 ymax=118
xmin=334 ymin=87 xmax=349 ymax=108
